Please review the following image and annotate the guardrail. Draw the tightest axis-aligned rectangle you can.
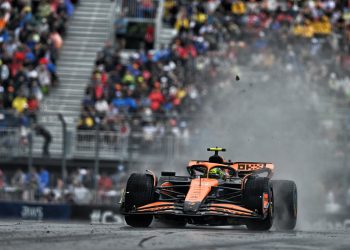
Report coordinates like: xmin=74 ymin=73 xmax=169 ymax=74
xmin=0 ymin=123 xmax=183 ymax=161
xmin=74 ymin=130 xmax=129 ymax=160
xmin=116 ymin=0 xmax=159 ymax=19
xmin=74 ymin=130 xmax=178 ymax=161
xmin=0 ymin=127 xmax=22 ymax=158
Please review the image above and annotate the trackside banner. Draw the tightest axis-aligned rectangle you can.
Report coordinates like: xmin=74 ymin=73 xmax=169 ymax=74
xmin=0 ymin=201 xmax=123 ymax=223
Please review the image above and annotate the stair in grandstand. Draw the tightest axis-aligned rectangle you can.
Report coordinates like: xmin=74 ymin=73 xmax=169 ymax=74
xmin=32 ymin=0 xmax=115 ymax=157
xmin=155 ymin=26 xmax=177 ymax=49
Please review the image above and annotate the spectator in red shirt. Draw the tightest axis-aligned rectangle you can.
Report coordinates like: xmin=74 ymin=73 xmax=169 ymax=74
xmin=144 ymin=24 xmax=154 ymax=52
xmin=27 ymin=95 xmax=39 ymax=112
xmin=98 ymin=172 xmax=113 ymax=191
xmin=148 ymin=84 xmax=164 ymax=112
xmin=27 ymin=94 xmax=39 ymax=122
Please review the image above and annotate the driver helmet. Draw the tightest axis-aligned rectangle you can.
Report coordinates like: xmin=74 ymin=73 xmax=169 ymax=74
xmin=208 ymin=154 xmax=224 ymax=163
xmin=208 ymin=168 xmax=225 ymax=179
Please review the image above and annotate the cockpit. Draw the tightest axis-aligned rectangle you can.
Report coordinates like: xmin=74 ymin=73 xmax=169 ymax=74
xmin=187 ymin=165 xmax=236 ymax=180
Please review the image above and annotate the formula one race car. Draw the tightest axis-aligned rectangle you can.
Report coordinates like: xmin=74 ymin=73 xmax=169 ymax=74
xmin=120 ymin=148 xmax=297 ymax=230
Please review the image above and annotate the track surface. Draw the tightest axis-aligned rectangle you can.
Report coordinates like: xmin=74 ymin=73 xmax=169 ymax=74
xmin=0 ymin=220 xmax=349 ymax=250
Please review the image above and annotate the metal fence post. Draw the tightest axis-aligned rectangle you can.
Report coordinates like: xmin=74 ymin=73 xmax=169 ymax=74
xmin=27 ymin=131 xmax=33 ymax=168
xmin=94 ymin=121 xmax=101 ymax=193
xmin=108 ymin=0 xmax=117 ymax=42
xmin=155 ymin=0 xmax=164 ymax=49
xmin=58 ymin=114 xmax=67 ymax=187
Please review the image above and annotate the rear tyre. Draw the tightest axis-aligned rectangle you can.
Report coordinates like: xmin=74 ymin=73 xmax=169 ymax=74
xmin=243 ymin=177 xmax=274 ymax=231
xmin=124 ymin=173 xmax=155 ymax=227
xmin=272 ymin=180 xmax=297 ymax=230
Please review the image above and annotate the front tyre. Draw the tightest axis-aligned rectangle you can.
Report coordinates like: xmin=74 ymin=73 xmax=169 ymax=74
xmin=124 ymin=173 xmax=155 ymax=227
xmin=272 ymin=180 xmax=297 ymax=230
xmin=125 ymin=215 xmax=153 ymax=228
xmin=243 ymin=177 xmax=274 ymax=231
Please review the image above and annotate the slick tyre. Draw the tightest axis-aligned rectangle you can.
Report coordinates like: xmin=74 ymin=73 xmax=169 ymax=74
xmin=272 ymin=180 xmax=297 ymax=230
xmin=243 ymin=177 xmax=274 ymax=231
xmin=124 ymin=173 xmax=155 ymax=227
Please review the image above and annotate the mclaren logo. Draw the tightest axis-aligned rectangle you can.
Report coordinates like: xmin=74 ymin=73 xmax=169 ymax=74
xmin=238 ymin=163 xmax=266 ymax=171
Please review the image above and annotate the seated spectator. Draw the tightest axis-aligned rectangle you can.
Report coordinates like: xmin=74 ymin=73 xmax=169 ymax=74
xmin=77 ymin=114 xmax=95 ymax=130
xmin=12 ymin=93 xmax=27 ymax=113
xmin=95 ymin=97 xmax=109 ymax=117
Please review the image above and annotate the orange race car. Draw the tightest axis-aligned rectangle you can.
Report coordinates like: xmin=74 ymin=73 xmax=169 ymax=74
xmin=120 ymin=147 xmax=297 ymax=230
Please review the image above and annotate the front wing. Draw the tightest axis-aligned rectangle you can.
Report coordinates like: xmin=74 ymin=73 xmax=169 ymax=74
xmin=123 ymin=201 xmax=262 ymax=219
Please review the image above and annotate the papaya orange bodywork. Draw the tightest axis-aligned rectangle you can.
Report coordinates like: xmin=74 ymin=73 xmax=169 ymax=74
xmin=185 ymin=178 xmax=218 ymax=203
xmin=137 ymin=201 xmax=175 ymax=212
xmin=206 ymin=208 xmax=252 ymax=216
xmin=127 ymin=159 xmax=273 ymax=220
xmin=160 ymin=181 xmax=173 ymax=196
xmin=204 ymin=203 xmax=255 ymax=216
xmin=263 ymin=193 xmax=269 ymax=212
xmin=209 ymin=203 xmax=254 ymax=213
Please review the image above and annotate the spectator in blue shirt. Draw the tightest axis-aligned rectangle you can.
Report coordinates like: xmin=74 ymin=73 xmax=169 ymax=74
xmin=39 ymin=167 xmax=50 ymax=192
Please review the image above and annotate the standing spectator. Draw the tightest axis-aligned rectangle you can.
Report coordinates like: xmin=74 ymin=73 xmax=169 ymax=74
xmin=52 ymin=177 xmax=64 ymax=202
xmin=11 ymin=168 xmax=26 ymax=189
xmin=24 ymin=167 xmax=40 ymax=201
xmin=346 ymin=186 xmax=350 ymax=209
xmin=98 ymin=172 xmax=113 ymax=192
xmin=0 ymin=168 xmax=4 ymax=189
xmin=82 ymin=169 xmax=94 ymax=189
xmin=37 ymin=63 xmax=51 ymax=95
xmin=39 ymin=167 xmax=50 ymax=192
xmin=33 ymin=123 xmax=52 ymax=157
xmin=98 ymin=172 xmax=113 ymax=203
xmin=140 ymin=0 xmax=155 ymax=18
xmin=11 ymin=168 xmax=26 ymax=200
xmin=144 ymin=24 xmax=154 ymax=52
xmin=72 ymin=181 xmax=92 ymax=205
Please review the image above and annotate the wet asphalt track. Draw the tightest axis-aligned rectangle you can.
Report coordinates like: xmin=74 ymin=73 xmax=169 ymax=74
xmin=0 ymin=220 xmax=349 ymax=250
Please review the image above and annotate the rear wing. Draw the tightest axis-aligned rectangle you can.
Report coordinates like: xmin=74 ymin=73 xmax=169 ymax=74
xmin=232 ymin=162 xmax=274 ymax=173
xmin=187 ymin=161 xmax=274 ymax=173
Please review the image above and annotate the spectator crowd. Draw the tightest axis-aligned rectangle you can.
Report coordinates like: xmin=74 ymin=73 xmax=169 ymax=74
xmin=0 ymin=164 xmax=127 ymax=205
xmin=78 ymin=0 xmax=350 ymax=143
xmin=0 ymin=0 xmax=76 ymax=128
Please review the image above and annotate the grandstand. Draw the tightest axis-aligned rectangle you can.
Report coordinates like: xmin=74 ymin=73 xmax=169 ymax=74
xmin=0 ymin=0 xmax=350 ymax=218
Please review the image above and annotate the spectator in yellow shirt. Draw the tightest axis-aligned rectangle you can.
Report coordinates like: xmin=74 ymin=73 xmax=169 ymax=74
xmin=312 ymin=16 xmax=331 ymax=37
xmin=175 ymin=9 xmax=190 ymax=33
xmin=12 ymin=94 xmax=28 ymax=113
xmin=232 ymin=1 xmax=246 ymax=15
